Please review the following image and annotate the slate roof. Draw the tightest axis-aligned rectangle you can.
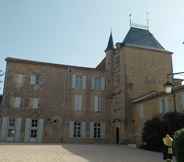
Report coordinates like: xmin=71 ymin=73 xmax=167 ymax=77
xmin=122 ymin=27 xmax=165 ymax=50
xmin=105 ymin=32 xmax=114 ymax=52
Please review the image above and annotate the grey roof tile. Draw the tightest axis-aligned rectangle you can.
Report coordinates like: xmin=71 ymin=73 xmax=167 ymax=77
xmin=122 ymin=27 xmax=165 ymax=50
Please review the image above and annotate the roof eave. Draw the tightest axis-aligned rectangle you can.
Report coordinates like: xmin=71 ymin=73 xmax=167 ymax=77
xmin=121 ymin=43 xmax=173 ymax=54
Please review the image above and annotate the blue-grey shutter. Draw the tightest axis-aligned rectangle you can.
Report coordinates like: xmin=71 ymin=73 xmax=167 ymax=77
xmin=91 ymin=77 xmax=95 ymax=90
xmin=72 ymin=74 xmax=76 ymax=89
xmin=81 ymin=121 xmax=86 ymax=138
xmin=24 ymin=118 xmax=31 ymax=142
xmin=69 ymin=121 xmax=74 ymax=138
xmin=94 ymin=96 xmax=98 ymax=112
xmin=101 ymin=77 xmax=105 ymax=90
xmin=165 ymin=97 xmax=169 ymax=112
xmin=101 ymin=121 xmax=105 ymax=139
xmin=37 ymin=119 xmax=44 ymax=143
xmin=1 ymin=117 xmax=8 ymax=141
xmin=82 ymin=76 xmax=86 ymax=89
xmin=15 ymin=118 xmax=22 ymax=142
xmin=90 ymin=122 xmax=94 ymax=138
xmin=160 ymin=98 xmax=165 ymax=114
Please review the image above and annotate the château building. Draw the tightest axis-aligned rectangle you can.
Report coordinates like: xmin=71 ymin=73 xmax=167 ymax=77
xmin=0 ymin=25 xmax=184 ymax=145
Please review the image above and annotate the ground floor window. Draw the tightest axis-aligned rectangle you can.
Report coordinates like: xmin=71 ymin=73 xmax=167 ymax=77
xmin=32 ymin=119 xmax=38 ymax=127
xmin=8 ymin=129 xmax=16 ymax=137
xmin=74 ymin=121 xmax=81 ymax=138
xmin=9 ymin=118 xmax=15 ymax=127
xmin=94 ymin=122 xmax=101 ymax=138
xmin=30 ymin=129 xmax=37 ymax=138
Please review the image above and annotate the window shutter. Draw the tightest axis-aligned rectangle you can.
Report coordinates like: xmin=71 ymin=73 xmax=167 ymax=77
xmin=99 ymin=96 xmax=103 ymax=112
xmin=160 ymin=98 xmax=165 ymax=114
xmin=24 ymin=118 xmax=31 ymax=142
xmin=1 ymin=117 xmax=8 ymax=141
xmin=165 ymin=97 xmax=169 ymax=112
xmin=15 ymin=118 xmax=22 ymax=142
xmin=101 ymin=77 xmax=105 ymax=90
xmin=30 ymin=75 xmax=36 ymax=85
xmin=69 ymin=121 xmax=74 ymax=138
xmin=15 ymin=74 xmax=24 ymax=88
xmin=72 ymin=74 xmax=76 ymax=89
xmin=15 ymin=97 xmax=21 ymax=109
xmin=37 ymin=119 xmax=44 ymax=143
xmin=90 ymin=121 xmax=94 ymax=138
xmin=94 ymin=96 xmax=98 ymax=112
xmin=10 ymin=97 xmax=15 ymax=108
xmin=32 ymin=98 xmax=39 ymax=109
xmin=82 ymin=76 xmax=86 ymax=89
xmin=81 ymin=121 xmax=86 ymax=138
xmin=139 ymin=104 xmax=144 ymax=119
xmin=74 ymin=95 xmax=77 ymax=111
xmin=91 ymin=77 xmax=95 ymax=90
xmin=79 ymin=95 xmax=82 ymax=111
xmin=75 ymin=95 xmax=82 ymax=112
xmin=101 ymin=121 xmax=105 ymax=139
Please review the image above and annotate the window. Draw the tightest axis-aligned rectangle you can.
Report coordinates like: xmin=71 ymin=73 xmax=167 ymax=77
xmin=74 ymin=121 xmax=81 ymax=138
xmin=8 ymin=129 xmax=16 ymax=137
xmin=9 ymin=118 xmax=15 ymax=127
xmin=94 ymin=78 xmax=101 ymax=90
xmin=160 ymin=98 xmax=168 ymax=113
xmin=32 ymin=98 xmax=39 ymax=109
xmin=94 ymin=96 xmax=103 ymax=112
xmin=32 ymin=119 xmax=38 ymax=127
xmin=94 ymin=122 xmax=101 ymax=138
xmin=12 ymin=97 xmax=21 ymax=108
xmin=92 ymin=77 xmax=105 ymax=90
xmin=30 ymin=129 xmax=37 ymax=138
xmin=72 ymin=74 xmax=86 ymax=89
xmin=30 ymin=74 xmax=40 ymax=85
xmin=15 ymin=74 xmax=24 ymax=87
xmin=76 ymin=75 xmax=83 ymax=89
xmin=74 ymin=95 xmax=82 ymax=112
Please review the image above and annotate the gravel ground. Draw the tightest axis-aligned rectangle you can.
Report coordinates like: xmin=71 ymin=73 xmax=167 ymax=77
xmin=0 ymin=144 xmax=168 ymax=162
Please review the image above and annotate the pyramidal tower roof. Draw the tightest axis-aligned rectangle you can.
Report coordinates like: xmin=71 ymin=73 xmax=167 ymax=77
xmin=105 ymin=32 xmax=114 ymax=52
xmin=122 ymin=27 xmax=165 ymax=50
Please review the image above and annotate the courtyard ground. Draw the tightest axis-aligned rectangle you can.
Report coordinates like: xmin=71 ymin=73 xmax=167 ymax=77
xmin=0 ymin=144 xmax=167 ymax=162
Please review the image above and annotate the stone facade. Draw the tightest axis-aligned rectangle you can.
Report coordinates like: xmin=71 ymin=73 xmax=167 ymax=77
xmin=132 ymin=87 xmax=184 ymax=145
xmin=0 ymin=26 xmax=181 ymax=144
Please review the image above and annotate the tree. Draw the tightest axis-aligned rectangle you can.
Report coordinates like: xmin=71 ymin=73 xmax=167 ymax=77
xmin=173 ymin=128 xmax=184 ymax=162
xmin=142 ymin=112 xmax=184 ymax=152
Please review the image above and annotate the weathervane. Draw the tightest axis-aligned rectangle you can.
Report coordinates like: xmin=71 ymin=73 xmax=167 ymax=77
xmin=129 ymin=13 xmax=132 ymax=27
xmin=129 ymin=13 xmax=150 ymax=30
xmin=146 ymin=12 xmax=150 ymax=30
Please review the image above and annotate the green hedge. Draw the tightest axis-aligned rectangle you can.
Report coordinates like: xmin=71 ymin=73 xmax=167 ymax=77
xmin=142 ymin=112 xmax=184 ymax=152
xmin=173 ymin=128 xmax=184 ymax=162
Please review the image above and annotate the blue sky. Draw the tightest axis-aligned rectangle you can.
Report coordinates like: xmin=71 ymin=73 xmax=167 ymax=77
xmin=0 ymin=0 xmax=184 ymax=93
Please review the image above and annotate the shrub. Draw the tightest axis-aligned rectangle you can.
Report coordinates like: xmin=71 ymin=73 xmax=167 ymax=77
xmin=173 ymin=128 xmax=184 ymax=162
xmin=142 ymin=112 xmax=184 ymax=152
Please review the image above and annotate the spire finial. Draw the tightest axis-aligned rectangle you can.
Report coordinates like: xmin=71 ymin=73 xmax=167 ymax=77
xmin=129 ymin=13 xmax=132 ymax=27
xmin=146 ymin=12 xmax=150 ymax=30
xmin=105 ymin=31 xmax=114 ymax=52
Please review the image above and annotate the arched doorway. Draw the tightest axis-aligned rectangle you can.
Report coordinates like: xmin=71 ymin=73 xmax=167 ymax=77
xmin=112 ymin=119 xmax=121 ymax=144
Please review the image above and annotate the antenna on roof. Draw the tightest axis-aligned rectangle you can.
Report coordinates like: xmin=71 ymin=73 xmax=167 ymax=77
xmin=146 ymin=12 xmax=150 ymax=30
xmin=129 ymin=13 xmax=132 ymax=27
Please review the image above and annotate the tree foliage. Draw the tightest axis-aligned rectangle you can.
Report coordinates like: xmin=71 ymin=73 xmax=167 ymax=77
xmin=173 ymin=128 xmax=184 ymax=162
xmin=142 ymin=112 xmax=184 ymax=152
